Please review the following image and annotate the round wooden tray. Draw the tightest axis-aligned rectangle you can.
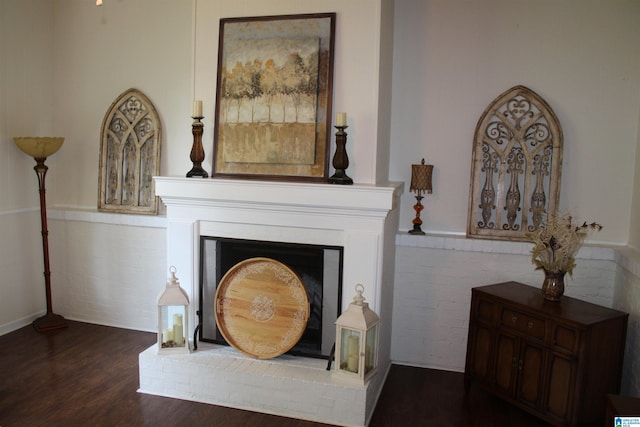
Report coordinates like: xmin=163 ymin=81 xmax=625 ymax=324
xmin=214 ymin=257 xmax=310 ymax=359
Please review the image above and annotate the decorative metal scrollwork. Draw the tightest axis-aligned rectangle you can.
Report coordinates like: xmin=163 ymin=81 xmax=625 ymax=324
xmin=467 ymin=85 xmax=563 ymax=241
xmin=98 ymin=88 xmax=161 ymax=215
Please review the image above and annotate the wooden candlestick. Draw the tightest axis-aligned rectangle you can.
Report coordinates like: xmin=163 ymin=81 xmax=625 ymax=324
xmin=329 ymin=125 xmax=353 ymax=185
xmin=186 ymin=117 xmax=208 ymax=178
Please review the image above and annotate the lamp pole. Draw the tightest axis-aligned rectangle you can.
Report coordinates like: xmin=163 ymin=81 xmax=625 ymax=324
xmin=32 ymin=156 xmax=67 ymax=333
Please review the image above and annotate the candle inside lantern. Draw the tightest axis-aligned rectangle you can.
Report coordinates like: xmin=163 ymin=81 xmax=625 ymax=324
xmin=346 ymin=334 xmax=359 ymax=372
xmin=173 ymin=313 xmax=184 ymax=345
xmin=192 ymin=100 xmax=203 ymax=117
xmin=336 ymin=112 xmax=347 ymax=127
xmin=347 ymin=335 xmax=358 ymax=356
xmin=348 ymin=355 xmax=359 ymax=373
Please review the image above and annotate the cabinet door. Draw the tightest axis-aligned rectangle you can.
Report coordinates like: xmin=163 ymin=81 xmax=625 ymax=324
xmin=516 ymin=340 xmax=545 ymax=409
xmin=494 ymin=332 xmax=518 ymax=396
xmin=545 ymin=352 xmax=576 ymax=423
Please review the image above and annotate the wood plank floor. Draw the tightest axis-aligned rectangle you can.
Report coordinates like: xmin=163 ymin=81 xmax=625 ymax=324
xmin=0 ymin=321 xmax=551 ymax=426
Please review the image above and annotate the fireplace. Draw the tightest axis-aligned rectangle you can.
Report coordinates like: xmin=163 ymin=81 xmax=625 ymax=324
xmin=199 ymin=237 xmax=343 ymax=358
xmin=140 ymin=177 xmax=402 ymax=426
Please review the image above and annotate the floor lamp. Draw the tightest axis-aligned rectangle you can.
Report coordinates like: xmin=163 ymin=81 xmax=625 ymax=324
xmin=14 ymin=137 xmax=68 ymax=333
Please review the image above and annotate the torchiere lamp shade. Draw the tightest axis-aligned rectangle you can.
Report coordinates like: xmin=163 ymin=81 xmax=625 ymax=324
xmin=13 ymin=137 xmax=64 ymax=159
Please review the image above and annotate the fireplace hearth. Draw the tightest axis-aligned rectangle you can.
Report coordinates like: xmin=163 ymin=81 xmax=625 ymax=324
xmin=140 ymin=177 xmax=402 ymax=426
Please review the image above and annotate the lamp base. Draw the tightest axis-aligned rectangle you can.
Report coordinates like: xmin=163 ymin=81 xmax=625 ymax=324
xmin=409 ymin=195 xmax=425 ymax=235
xmin=408 ymin=224 xmax=425 ymax=235
xmin=33 ymin=312 xmax=68 ymax=333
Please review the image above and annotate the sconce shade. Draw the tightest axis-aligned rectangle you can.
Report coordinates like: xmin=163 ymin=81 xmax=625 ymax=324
xmin=13 ymin=137 xmax=64 ymax=159
xmin=410 ymin=158 xmax=433 ymax=194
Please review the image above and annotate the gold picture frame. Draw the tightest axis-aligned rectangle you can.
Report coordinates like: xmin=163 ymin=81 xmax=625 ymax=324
xmin=212 ymin=13 xmax=336 ymax=182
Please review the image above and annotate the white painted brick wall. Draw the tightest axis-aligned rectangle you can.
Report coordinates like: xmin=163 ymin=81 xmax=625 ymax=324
xmin=48 ymin=212 xmax=166 ymax=332
xmin=615 ymin=260 xmax=640 ymax=397
xmin=391 ymin=235 xmax=615 ymax=371
xmin=392 ymin=233 xmax=640 ymax=397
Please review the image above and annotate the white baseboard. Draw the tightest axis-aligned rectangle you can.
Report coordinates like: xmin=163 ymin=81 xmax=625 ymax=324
xmin=0 ymin=311 xmax=44 ymax=336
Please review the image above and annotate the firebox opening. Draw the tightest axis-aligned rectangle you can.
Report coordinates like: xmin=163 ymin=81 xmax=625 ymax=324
xmin=198 ymin=236 xmax=343 ymax=359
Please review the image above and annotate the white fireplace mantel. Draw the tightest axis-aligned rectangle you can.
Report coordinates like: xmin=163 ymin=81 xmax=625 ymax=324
xmin=154 ymin=176 xmax=403 ymax=314
xmin=154 ymin=176 xmax=401 ymax=217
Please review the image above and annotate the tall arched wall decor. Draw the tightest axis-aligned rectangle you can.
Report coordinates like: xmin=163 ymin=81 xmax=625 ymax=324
xmin=467 ymin=85 xmax=563 ymax=241
xmin=98 ymin=88 xmax=162 ymax=215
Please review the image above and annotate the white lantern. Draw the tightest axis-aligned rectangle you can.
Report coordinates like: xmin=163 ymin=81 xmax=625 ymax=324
xmin=157 ymin=266 xmax=190 ymax=354
xmin=334 ymin=284 xmax=379 ymax=384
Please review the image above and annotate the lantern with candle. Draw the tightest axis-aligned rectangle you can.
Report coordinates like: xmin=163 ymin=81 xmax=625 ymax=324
xmin=157 ymin=266 xmax=190 ymax=354
xmin=333 ymin=284 xmax=380 ymax=385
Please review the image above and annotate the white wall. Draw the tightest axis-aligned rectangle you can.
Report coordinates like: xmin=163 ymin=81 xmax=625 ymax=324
xmin=0 ymin=0 xmax=57 ymax=332
xmin=0 ymin=0 xmax=189 ymax=332
xmin=388 ymin=0 xmax=640 ymax=397
xmin=390 ymin=0 xmax=640 ymax=245
xmin=192 ymin=0 xmax=389 ymax=185
xmin=50 ymin=0 xmax=193 ymax=209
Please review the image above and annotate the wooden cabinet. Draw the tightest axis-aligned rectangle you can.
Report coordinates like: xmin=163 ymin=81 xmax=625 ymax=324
xmin=465 ymin=282 xmax=628 ymax=427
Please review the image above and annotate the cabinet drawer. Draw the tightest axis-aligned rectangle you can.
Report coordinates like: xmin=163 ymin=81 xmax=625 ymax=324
xmin=500 ymin=308 xmax=545 ymax=340
xmin=552 ymin=324 xmax=580 ymax=355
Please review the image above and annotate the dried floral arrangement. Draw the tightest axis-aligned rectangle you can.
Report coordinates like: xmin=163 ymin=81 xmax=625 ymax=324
xmin=525 ymin=213 xmax=602 ymax=276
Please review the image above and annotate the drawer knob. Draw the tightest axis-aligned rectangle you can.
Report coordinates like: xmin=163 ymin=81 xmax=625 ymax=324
xmin=512 ymin=316 xmax=518 ymax=323
xmin=527 ymin=321 xmax=534 ymax=329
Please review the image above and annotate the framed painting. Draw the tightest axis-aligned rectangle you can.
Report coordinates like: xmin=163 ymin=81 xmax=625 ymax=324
xmin=212 ymin=13 xmax=336 ymax=182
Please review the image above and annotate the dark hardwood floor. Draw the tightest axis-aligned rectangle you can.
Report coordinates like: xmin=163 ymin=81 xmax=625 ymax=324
xmin=0 ymin=321 xmax=551 ymax=426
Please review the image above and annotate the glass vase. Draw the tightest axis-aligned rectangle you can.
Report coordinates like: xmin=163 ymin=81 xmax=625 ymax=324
xmin=541 ymin=270 xmax=566 ymax=301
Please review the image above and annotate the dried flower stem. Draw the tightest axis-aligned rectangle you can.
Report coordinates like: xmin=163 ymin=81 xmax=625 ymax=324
xmin=525 ymin=213 xmax=602 ymax=276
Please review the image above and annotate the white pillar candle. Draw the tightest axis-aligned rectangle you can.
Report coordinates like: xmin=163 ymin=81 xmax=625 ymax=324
xmin=347 ymin=355 xmax=359 ymax=373
xmin=173 ymin=313 xmax=183 ymax=325
xmin=347 ymin=335 xmax=359 ymax=357
xmin=335 ymin=112 xmax=347 ymax=127
xmin=192 ymin=100 xmax=203 ymax=117
xmin=173 ymin=323 xmax=184 ymax=346
xmin=163 ymin=328 xmax=174 ymax=343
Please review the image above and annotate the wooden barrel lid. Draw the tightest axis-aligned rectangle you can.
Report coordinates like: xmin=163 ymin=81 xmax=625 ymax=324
xmin=214 ymin=257 xmax=310 ymax=359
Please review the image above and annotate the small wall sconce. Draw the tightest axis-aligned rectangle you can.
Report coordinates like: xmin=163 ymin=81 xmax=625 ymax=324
xmin=409 ymin=158 xmax=433 ymax=235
